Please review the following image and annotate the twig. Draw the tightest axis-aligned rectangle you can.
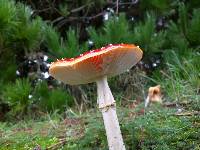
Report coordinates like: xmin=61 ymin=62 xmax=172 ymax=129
xmin=52 ymin=16 xmax=65 ymax=24
xmin=46 ymin=139 xmax=66 ymax=150
xmin=175 ymin=111 xmax=200 ymax=116
xmin=70 ymin=2 xmax=94 ymax=14
xmin=56 ymin=11 xmax=106 ymax=28
xmin=46 ymin=133 xmax=84 ymax=150
xmin=33 ymin=7 xmax=52 ymax=13
xmin=163 ymin=101 xmax=191 ymax=107
xmin=108 ymin=1 xmax=138 ymax=6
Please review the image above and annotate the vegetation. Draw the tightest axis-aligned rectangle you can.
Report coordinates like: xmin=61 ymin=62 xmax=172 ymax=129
xmin=1 ymin=106 xmax=199 ymax=149
xmin=0 ymin=0 xmax=199 ymax=149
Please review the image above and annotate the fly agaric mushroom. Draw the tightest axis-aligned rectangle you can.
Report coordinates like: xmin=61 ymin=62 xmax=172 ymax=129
xmin=49 ymin=44 xmax=143 ymax=150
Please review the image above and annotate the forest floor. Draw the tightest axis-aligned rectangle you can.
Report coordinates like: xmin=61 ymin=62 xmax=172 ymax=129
xmin=0 ymin=101 xmax=200 ymax=150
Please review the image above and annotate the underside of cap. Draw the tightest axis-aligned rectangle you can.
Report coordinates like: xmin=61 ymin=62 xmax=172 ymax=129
xmin=49 ymin=44 xmax=143 ymax=85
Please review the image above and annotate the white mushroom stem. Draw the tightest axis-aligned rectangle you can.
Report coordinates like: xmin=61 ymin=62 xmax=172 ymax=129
xmin=96 ymin=76 xmax=126 ymax=150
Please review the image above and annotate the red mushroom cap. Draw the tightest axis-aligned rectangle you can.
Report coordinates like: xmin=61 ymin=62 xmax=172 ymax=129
xmin=49 ymin=44 xmax=143 ymax=85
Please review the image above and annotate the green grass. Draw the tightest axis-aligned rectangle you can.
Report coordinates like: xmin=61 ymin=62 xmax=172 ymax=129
xmin=0 ymin=109 xmax=86 ymax=149
xmin=0 ymin=103 xmax=199 ymax=150
xmin=0 ymin=120 xmax=59 ymax=149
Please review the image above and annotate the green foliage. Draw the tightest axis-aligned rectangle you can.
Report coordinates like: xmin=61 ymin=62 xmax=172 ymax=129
xmin=151 ymin=50 xmax=200 ymax=107
xmin=44 ymin=26 xmax=82 ymax=59
xmin=0 ymin=0 xmax=44 ymax=52
xmin=0 ymin=119 xmax=61 ymax=150
xmin=0 ymin=106 xmax=199 ymax=149
xmin=165 ymin=51 xmax=200 ymax=89
xmin=13 ymin=3 xmax=44 ymax=52
xmin=44 ymin=25 xmax=66 ymax=58
xmin=2 ymin=78 xmax=32 ymax=116
xmin=58 ymin=3 xmax=69 ymax=17
xmin=0 ymin=0 xmax=17 ymax=81
xmin=15 ymin=2 xmax=33 ymax=24
xmin=0 ymin=62 xmax=17 ymax=83
xmin=88 ymin=13 xmax=166 ymax=54
xmin=65 ymin=28 xmax=81 ymax=57
xmin=124 ymin=107 xmax=200 ymax=149
xmin=187 ymin=0 xmax=200 ymax=10
xmin=0 ymin=0 xmax=16 ymax=35
xmin=13 ymin=15 xmax=43 ymax=52
xmin=178 ymin=3 xmax=188 ymax=36
xmin=166 ymin=21 xmax=189 ymax=54
xmin=88 ymin=13 xmax=132 ymax=48
xmin=79 ymin=115 xmax=107 ymax=149
xmin=166 ymin=3 xmax=200 ymax=52
xmin=140 ymin=0 xmax=171 ymax=14
xmin=132 ymin=13 xmax=166 ymax=53
xmin=0 ymin=0 xmax=44 ymax=82
xmin=34 ymin=81 xmax=74 ymax=112
xmin=47 ymin=89 xmax=73 ymax=112
xmin=187 ymin=9 xmax=200 ymax=45
xmin=63 ymin=106 xmax=200 ymax=149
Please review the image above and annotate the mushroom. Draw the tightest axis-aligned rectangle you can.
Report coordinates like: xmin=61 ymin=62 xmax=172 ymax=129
xmin=49 ymin=44 xmax=143 ymax=150
xmin=145 ymin=85 xmax=162 ymax=107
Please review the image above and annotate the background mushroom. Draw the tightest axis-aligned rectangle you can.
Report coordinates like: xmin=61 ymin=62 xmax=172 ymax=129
xmin=145 ymin=85 xmax=162 ymax=107
xmin=49 ymin=44 xmax=143 ymax=150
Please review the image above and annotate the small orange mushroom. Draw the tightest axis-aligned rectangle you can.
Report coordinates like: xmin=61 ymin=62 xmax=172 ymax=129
xmin=145 ymin=85 xmax=162 ymax=107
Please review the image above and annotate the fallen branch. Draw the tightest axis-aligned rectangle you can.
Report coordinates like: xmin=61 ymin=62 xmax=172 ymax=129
xmin=175 ymin=111 xmax=200 ymax=116
xmin=46 ymin=132 xmax=84 ymax=150
xmin=163 ymin=101 xmax=191 ymax=107
xmin=46 ymin=138 xmax=67 ymax=150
